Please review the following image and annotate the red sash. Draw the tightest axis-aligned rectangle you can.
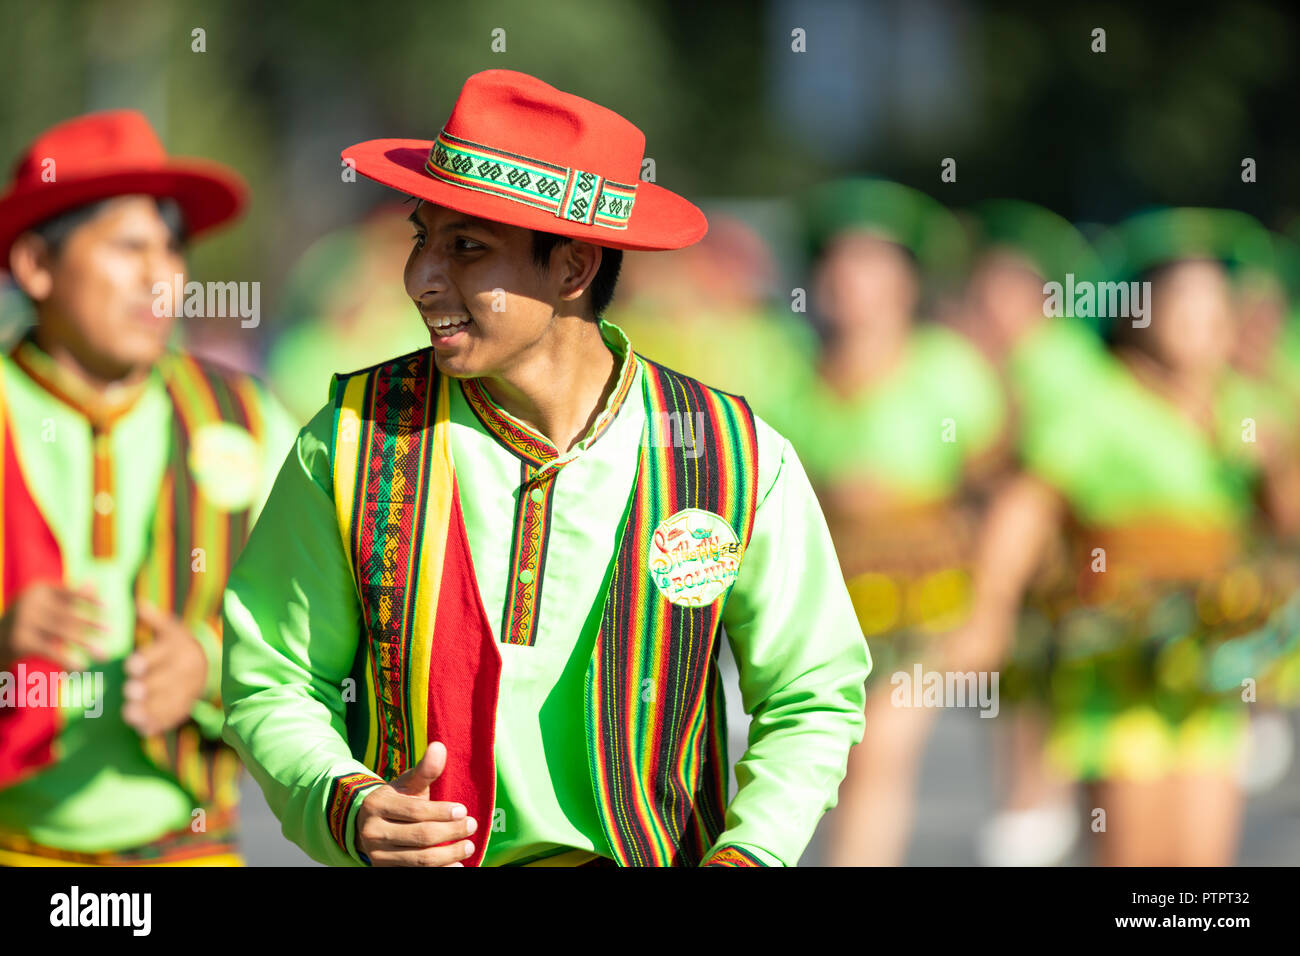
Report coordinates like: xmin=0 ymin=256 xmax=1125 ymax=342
xmin=0 ymin=376 xmax=66 ymax=786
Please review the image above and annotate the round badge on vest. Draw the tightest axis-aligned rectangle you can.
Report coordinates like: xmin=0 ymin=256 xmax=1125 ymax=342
xmin=188 ymin=422 xmax=261 ymax=512
xmin=648 ymin=508 xmax=743 ymax=607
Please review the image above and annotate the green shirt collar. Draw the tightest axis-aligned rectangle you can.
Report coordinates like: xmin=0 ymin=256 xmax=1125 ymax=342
xmin=460 ymin=319 xmax=639 ymax=467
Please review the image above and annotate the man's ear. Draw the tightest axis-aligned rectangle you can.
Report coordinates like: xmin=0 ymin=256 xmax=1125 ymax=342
xmin=557 ymin=240 xmax=602 ymax=305
xmin=9 ymin=233 xmax=56 ymax=303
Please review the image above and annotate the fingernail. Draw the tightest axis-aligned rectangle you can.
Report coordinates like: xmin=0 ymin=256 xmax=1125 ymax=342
xmin=124 ymin=681 xmax=143 ymax=700
xmin=462 ymin=841 xmax=474 ymax=856
xmin=451 ymin=804 xmax=466 ymax=819
xmin=449 ymin=862 xmax=464 ymax=867
xmin=465 ymin=816 xmax=477 ymax=835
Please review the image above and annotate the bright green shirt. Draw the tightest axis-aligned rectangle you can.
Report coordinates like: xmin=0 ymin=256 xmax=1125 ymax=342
xmin=1007 ymin=318 xmax=1112 ymax=423
xmin=266 ymin=308 xmax=430 ymax=426
xmin=605 ymin=307 xmax=819 ymax=427
xmin=1012 ymin=341 xmax=1259 ymax=527
xmin=221 ymin=320 xmax=872 ymax=867
xmin=0 ymin=350 xmax=297 ymax=852
xmin=769 ymin=324 xmax=1006 ymax=499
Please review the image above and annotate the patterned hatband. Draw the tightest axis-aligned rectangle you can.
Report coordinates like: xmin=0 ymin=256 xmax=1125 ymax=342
xmin=425 ymin=130 xmax=637 ymax=229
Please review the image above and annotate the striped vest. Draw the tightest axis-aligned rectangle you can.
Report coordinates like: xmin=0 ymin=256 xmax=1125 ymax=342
xmin=0 ymin=348 xmax=266 ymax=812
xmin=329 ymin=348 xmax=761 ymax=866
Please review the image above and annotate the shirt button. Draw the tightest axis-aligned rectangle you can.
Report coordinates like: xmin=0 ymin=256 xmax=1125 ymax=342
xmin=93 ymin=491 xmax=114 ymax=515
xmin=529 ymin=487 xmax=545 ymax=503
xmin=518 ymin=568 xmax=534 ymax=585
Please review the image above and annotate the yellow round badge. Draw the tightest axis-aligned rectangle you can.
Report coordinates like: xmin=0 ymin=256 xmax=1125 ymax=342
xmin=648 ymin=508 xmax=743 ymax=607
xmin=188 ymin=422 xmax=261 ymax=512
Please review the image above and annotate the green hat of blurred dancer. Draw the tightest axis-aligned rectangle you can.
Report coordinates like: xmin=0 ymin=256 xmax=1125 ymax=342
xmin=801 ymin=178 xmax=968 ymax=283
xmin=1277 ymin=227 xmax=1300 ymax=308
xmin=1102 ymin=207 xmax=1275 ymax=281
xmin=278 ymin=227 xmax=365 ymax=326
xmin=1268 ymin=227 xmax=1300 ymax=373
xmin=1236 ymin=230 xmax=1300 ymax=321
xmin=1092 ymin=206 xmax=1275 ymax=338
xmin=964 ymin=199 xmax=1103 ymax=321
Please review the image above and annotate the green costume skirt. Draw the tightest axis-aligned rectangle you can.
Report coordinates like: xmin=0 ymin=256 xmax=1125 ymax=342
xmin=1005 ymin=545 xmax=1300 ymax=781
xmin=848 ymin=564 xmax=974 ymax=692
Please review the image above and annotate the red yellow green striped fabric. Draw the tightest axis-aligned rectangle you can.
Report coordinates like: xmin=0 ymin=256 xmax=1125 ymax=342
xmin=134 ymin=352 xmax=265 ymax=812
xmin=702 ymin=844 xmax=766 ymax=866
xmin=0 ymin=805 xmax=240 ymax=866
xmin=499 ymin=464 xmax=556 ymax=646
xmin=326 ymin=771 xmax=381 ymax=853
xmin=330 ymin=349 xmax=501 ymax=867
xmin=588 ymin=357 xmax=760 ymax=866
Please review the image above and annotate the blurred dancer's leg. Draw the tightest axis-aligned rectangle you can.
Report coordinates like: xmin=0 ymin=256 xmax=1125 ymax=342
xmin=825 ymin=688 xmax=938 ymax=866
xmin=976 ymin=707 xmax=1078 ymax=866
xmin=1173 ymin=772 xmax=1243 ymax=866
xmin=1089 ymin=778 xmax=1177 ymax=866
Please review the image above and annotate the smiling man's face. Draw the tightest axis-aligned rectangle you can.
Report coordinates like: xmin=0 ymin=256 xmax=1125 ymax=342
xmin=14 ymin=195 xmax=186 ymax=380
xmin=404 ymin=199 xmax=587 ymax=380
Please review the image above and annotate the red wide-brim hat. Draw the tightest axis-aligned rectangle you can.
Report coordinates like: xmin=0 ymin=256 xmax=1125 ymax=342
xmin=342 ymin=70 xmax=708 ymax=252
xmin=0 ymin=109 xmax=247 ymax=269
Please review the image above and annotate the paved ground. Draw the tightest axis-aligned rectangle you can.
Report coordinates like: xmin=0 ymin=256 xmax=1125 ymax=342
xmin=237 ymin=641 xmax=1300 ymax=866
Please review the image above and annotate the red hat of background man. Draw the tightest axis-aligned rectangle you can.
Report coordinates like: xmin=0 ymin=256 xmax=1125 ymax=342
xmin=0 ymin=109 xmax=247 ymax=270
xmin=342 ymin=69 xmax=708 ymax=252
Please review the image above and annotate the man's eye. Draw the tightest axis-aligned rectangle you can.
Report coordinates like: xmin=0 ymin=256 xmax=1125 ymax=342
xmin=411 ymin=232 xmax=426 ymax=247
xmin=454 ymin=237 xmax=483 ymax=252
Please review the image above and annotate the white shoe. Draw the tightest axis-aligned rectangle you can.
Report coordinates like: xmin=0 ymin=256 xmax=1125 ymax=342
xmin=976 ymin=801 xmax=1079 ymax=867
xmin=1238 ymin=711 xmax=1294 ymax=794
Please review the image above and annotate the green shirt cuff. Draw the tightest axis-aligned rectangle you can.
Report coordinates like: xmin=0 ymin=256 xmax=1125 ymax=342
xmin=702 ymin=842 xmax=785 ymax=866
xmin=328 ymin=771 xmax=387 ymax=865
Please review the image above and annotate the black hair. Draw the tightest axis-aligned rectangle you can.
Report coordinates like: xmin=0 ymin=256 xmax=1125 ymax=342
xmin=26 ymin=196 xmax=187 ymax=255
xmin=530 ymin=230 xmax=622 ymax=319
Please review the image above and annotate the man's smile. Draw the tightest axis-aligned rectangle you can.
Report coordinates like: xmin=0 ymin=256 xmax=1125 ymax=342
xmin=423 ymin=312 xmax=475 ymax=343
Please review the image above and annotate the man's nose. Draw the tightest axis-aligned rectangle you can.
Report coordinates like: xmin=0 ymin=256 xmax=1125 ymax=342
xmin=405 ymin=247 xmax=452 ymax=302
xmin=145 ymin=245 xmax=183 ymax=293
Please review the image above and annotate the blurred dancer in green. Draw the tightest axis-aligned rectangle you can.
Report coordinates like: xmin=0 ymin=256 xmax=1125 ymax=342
xmin=1220 ymin=227 xmax=1300 ymax=793
xmin=1257 ymin=225 xmax=1300 ymax=402
xmin=947 ymin=200 xmax=1110 ymax=865
xmin=959 ymin=207 xmax=1300 ymax=865
xmin=266 ymin=204 xmax=432 ymax=425
xmin=604 ymin=213 xmax=810 ymax=423
xmin=0 ymin=110 xmax=297 ymax=865
xmin=783 ymin=180 xmax=1007 ymax=866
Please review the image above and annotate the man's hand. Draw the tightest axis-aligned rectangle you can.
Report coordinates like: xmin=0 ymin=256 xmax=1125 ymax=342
xmin=355 ymin=742 xmax=478 ymax=867
xmin=0 ymin=582 xmax=107 ymax=671
xmin=124 ymin=600 xmax=210 ymax=736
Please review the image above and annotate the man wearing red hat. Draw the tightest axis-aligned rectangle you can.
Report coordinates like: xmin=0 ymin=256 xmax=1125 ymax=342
xmin=0 ymin=110 xmax=297 ymax=864
xmin=222 ymin=70 xmax=872 ymax=867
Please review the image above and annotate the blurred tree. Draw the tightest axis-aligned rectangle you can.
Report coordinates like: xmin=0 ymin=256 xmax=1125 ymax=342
xmin=2 ymin=0 xmax=1297 ymax=341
